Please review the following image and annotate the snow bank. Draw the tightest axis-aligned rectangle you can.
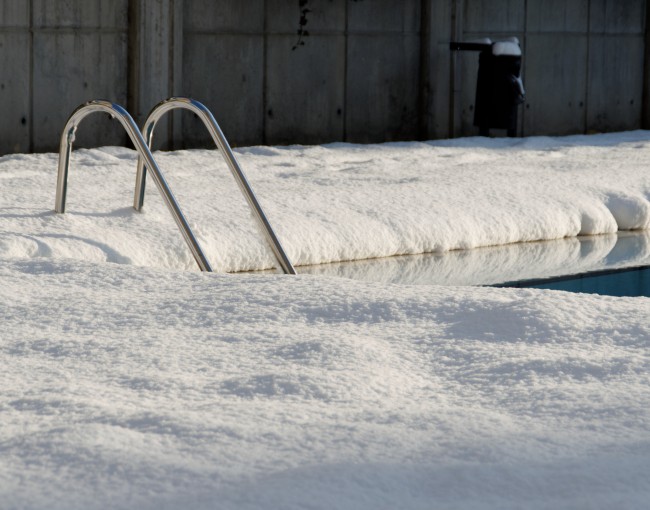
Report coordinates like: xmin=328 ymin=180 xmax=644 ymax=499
xmin=1 ymin=259 xmax=649 ymax=510
xmin=1 ymin=132 xmax=650 ymax=509
xmin=2 ymin=131 xmax=650 ymax=273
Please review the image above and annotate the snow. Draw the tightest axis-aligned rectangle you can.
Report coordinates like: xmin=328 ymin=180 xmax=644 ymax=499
xmin=3 ymin=131 xmax=650 ymax=273
xmin=1 ymin=131 xmax=650 ymax=509
xmin=492 ymin=41 xmax=522 ymax=56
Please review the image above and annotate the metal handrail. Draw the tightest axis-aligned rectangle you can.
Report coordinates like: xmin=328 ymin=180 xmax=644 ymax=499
xmin=54 ymin=100 xmax=213 ymax=272
xmin=134 ymin=97 xmax=296 ymax=275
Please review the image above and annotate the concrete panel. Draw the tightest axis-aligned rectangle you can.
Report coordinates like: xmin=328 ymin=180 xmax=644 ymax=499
xmin=100 ymin=0 xmax=129 ymax=29
xmin=33 ymin=0 xmax=97 ymax=28
xmin=128 ymin=0 xmax=180 ymax=148
xmin=423 ymin=0 xmax=453 ymax=139
xmin=347 ymin=0 xmax=420 ymax=33
xmin=170 ymin=0 xmax=184 ymax=146
xmin=182 ymin=34 xmax=264 ymax=147
xmin=266 ymin=0 xmax=345 ymax=33
xmin=463 ymin=0 xmax=525 ymax=34
xmin=457 ymin=48 xmax=481 ymax=135
xmin=346 ymin=34 xmax=420 ymax=143
xmin=0 ymin=0 xmax=29 ymax=27
xmin=0 ymin=32 xmax=30 ymax=153
xmin=587 ymin=35 xmax=644 ymax=132
xmin=523 ymin=34 xmax=588 ymax=136
xmin=590 ymin=0 xmax=645 ymax=34
xmin=429 ymin=40 xmax=453 ymax=139
xmin=33 ymin=0 xmax=128 ymax=29
xmin=266 ymin=34 xmax=344 ymax=145
xmin=184 ymin=0 xmax=264 ymax=33
xmin=526 ymin=0 xmax=589 ymax=33
xmin=32 ymin=32 xmax=128 ymax=151
xmin=644 ymin=0 xmax=650 ymax=129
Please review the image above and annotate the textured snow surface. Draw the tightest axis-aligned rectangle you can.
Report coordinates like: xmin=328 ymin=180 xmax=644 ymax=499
xmin=2 ymin=131 xmax=650 ymax=272
xmin=1 ymin=260 xmax=649 ymax=510
xmin=1 ymin=132 xmax=650 ymax=509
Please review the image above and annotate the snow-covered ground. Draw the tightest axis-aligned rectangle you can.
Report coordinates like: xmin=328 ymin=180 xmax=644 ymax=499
xmin=1 ymin=132 xmax=649 ymax=509
xmin=3 ymin=131 xmax=650 ymax=273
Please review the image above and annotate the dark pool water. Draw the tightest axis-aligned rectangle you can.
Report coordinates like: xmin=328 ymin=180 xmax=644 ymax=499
xmin=496 ymin=266 xmax=650 ymax=297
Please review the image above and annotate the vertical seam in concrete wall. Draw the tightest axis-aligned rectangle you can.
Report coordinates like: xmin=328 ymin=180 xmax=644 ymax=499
xmin=583 ymin=0 xmax=591 ymax=133
xmin=171 ymin=0 xmax=183 ymax=149
xmin=28 ymin=0 xmax=34 ymax=152
xmin=169 ymin=0 xmax=175 ymax=97
xmin=127 ymin=0 xmax=140 ymax=121
xmin=168 ymin=0 xmax=175 ymax=145
xmin=262 ymin=0 xmax=268 ymax=145
xmin=522 ymin=0 xmax=528 ymax=136
xmin=448 ymin=0 xmax=456 ymax=135
xmin=449 ymin=0 xmax=462 ymax=136
xmin=418 ymin=0 xmax=431 ymax=140
xmin=343 ymin=0 xmax=349 ymax=141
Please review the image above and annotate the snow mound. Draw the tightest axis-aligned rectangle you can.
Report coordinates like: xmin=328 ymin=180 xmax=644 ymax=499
xmin=605 ymin=192 xmax=650 ymax=230
xmin=2 ymin=132 xmax=650 ymax=272
xmin=0 ymin=259 xmax=649 ymax=510
xmin=2 ymin=132 xmax=650 ymax=509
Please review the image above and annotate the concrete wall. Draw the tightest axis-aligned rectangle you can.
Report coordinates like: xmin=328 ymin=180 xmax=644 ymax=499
xmin=0 ymin=0 xmax=648 ymax=154
xmin=182 ymin=1 xmax=265 ymax=147
xmin=345 ymin=1 xmax=421 ymax=143
xmin=0 ymin=1 xmax=30 ymax=153
xmin=450 ymin=0 xmax=647 ymax=137
xmin=180 ymin=0 xmax=422 ymax=147
xmin=0 ymin=0 xmax=128 ymax=154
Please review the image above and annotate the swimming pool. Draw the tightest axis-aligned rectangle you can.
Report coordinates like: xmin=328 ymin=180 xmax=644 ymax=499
xmin=294 ymin=231 xmax=650 ymax=296
xmin=496 ymin=265 xmax=650 ymax=297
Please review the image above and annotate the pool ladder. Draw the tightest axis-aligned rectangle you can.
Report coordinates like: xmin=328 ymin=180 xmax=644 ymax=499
xmin=54 ymin=98 xmax=296 ymax=274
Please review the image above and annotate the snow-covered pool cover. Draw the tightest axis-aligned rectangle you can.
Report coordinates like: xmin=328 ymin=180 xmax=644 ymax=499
xmin=1 ymin=132 xmax=649 ymax=509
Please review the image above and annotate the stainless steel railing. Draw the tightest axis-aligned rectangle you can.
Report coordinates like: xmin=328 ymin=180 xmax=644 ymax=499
xmin=54 ymin=100 xmax=213 ymax=272
xmin=134 ymin=97 xmax=296 ymax=275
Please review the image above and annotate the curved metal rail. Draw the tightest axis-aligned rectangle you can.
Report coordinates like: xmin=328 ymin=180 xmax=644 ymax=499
xmin=55 ymin=100 xmax=213 ymax=272
xmin=134 ymin=97 xmax=296 ymax=275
